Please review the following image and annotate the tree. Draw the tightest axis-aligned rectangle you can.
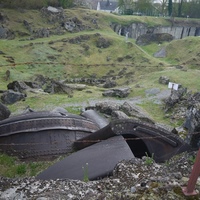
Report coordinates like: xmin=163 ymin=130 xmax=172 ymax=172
xmin=159 ymin=0 xmax=168 ymax=16
xmin=189 ymin=0 xmax=200 ymax=18
xmin=177 ymin=0 xmax=184 ymax=17
xmin=118 ymin=0 xmax=135 ymax=14
xmin=168 ymin=0 xmax=173 ymax=16
xmin=0 ymin=0 xmax=75 ymax=9
xmin=181 ymin=0 xmax=200 ymax=18
xmin=135 ymin=0 xmax=154 ymax=15
xmin=59 ymin=0 xmax=74 ymax=8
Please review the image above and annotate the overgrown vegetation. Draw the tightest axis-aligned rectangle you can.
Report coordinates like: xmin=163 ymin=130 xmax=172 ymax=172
xmin=144 ymin=152 xmax=154 ymax=165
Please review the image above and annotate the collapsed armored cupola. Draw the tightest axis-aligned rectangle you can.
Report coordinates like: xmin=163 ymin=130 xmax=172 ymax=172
xmin=0 ymin=109 xmax=191 ymax=181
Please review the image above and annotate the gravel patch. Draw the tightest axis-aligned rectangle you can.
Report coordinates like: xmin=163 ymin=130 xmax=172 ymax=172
xmin=0 ymin=152 xmax=199 ymax=200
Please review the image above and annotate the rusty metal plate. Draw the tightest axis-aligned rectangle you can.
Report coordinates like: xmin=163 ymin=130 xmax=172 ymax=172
xmin=74 ymin=119 xmax=191 ymax=162
xmin=0 ymin=130 xmax=91 ymax=158
xmin=0 ymin=111 xmax=99 ymax=158
xmin=0 ymin=117 xmax=99 ymax=136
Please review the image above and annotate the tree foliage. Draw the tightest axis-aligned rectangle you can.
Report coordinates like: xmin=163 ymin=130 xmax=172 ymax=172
xmin=170 ymin=0 xmax=200 ymax=18
xmin=186 ymin=0 xmax=200 ymax=18
xmin=157 ymin=0 xmax=168 ymax=16
xmin=177 ymin=0 xmax=184 ymax=17
xmin=0 ymin=0 xmax=74 ymax=9
xmin=118 ymin=0 xmax=200 ymax=18
xmin=118 ymin=0 xmax=135 ymax=14
xmin=168 ymin=0 xmax=173 ymax=16
xmin=118 ymin=0 xmax=159 ymax=16
xmin=135 ymin=0 xmax=154 ymax=14
xmin=59 ymin=0 xmax=74 ymax=8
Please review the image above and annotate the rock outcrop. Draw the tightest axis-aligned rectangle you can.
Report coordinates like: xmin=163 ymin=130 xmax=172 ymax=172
xmin=95 ymin=36 xmax=112 ymax=48
xmin=159 ymin=76 xmax=170 ymax=85
xmin=184 ymin=92 xmax=200 ymax=149
xmin=154 ymin=47 xmax=167 ymax=58
xmin=1 ymin=90 xmax=26 ymax=104
xmin=0 ymin=102 xmax=11 ymax=120
xmin=136 ymin=33 xmax=173 ymax=46
xmin=95 ymin=101 xmax=120 ymax=115
xmin=102 ymin=87 xmax=130 ymax=98
xmin=91 ymin=101 xmax=154 ymax=123
xmin=0 ymin=26 xmax=15 ymax=39
xmin=7 ymin=80 xmax=42 ymax=93
xmin=164 ymin=85 xmax=187 ymax=111
xmin=41 ymin=6 xmax=65 ymax=24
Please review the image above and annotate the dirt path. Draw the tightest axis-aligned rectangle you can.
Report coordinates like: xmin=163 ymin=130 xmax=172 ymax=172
xmin=62 ymin=89 xmax=171 ymax=110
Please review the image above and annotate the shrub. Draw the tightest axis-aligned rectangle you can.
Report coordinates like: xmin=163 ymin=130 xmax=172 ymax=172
xmin=0 ymin=0 xmax=74 ymax=9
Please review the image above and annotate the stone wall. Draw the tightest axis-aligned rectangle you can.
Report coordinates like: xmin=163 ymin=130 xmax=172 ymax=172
xmin=111 ymin=22 xmax=200 ymax=40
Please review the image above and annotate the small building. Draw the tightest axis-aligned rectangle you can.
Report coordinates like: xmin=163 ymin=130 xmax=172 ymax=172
xmin=97 ymin=0 xmax=119 ymax=13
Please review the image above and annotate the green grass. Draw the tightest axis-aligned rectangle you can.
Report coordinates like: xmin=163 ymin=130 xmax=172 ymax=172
xmin=138 ymin=100 xmax=166 ymax=123
xmin=140 ymin=36 xmax=200 ymax=67
xmin=7 ymin=85 xmax=104 ymax=114
xmin=155 ymin=69 xmax=200 ymax=91
xmin=0 ymin=32 xmax=166 ymax=91
xmin=0 ymin=153 xmax=55 ymax=177
xmin=133 ymin=67 xmax=200 ymax=92
xmin=163 ymin=37 xmax=200 ymax=68
xmin=138 ymin=100 xmax=185 ymax=127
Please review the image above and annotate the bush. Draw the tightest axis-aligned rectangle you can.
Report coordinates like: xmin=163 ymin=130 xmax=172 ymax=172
xmin=0 ymin=0 xmax=46 ymax=9
xmin=0 ymin=0 xmax=74 ymax=9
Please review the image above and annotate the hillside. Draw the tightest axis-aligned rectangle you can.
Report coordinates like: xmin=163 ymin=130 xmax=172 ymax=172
xmin=0 ymin=8 xmax=170 ymax=85
xmin=0 ymin=7 xmax=199 ymax=122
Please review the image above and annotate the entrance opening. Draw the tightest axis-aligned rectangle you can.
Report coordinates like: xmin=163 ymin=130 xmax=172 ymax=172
xmin=123 ymin=134 xmax=151 ymax=158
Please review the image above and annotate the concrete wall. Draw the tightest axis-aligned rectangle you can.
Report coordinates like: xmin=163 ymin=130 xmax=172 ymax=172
xmin=111 ymin=23 xmax=200 ymax=39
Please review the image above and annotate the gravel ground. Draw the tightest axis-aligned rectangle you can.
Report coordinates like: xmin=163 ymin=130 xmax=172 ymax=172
xmin=62 ymin=88 xmax=171 ymax=109
xmin=0 ymin=152 xmax=199 ymax=200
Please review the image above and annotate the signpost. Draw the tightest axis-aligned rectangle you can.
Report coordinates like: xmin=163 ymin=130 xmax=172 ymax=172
xmin=168 ymin=82 xmax=179 ymax=91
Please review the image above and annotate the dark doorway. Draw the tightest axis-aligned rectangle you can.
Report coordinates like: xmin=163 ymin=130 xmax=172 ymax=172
xmin=123 ymin=134 xmax=151 ymax=158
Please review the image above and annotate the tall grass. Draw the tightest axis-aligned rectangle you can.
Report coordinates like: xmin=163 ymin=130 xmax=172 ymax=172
xmin=0 ymin=153 xmax=63 ymax=178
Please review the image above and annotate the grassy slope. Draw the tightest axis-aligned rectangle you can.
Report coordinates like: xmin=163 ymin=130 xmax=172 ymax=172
xmin=0 ymin=8 xmax=199 ymax=116
xmin=0 ymin=8 xmax=200 ymax=177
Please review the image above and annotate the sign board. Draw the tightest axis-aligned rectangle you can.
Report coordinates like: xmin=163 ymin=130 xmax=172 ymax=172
xmin=168 ymin=82 xmax=179 ymax=90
